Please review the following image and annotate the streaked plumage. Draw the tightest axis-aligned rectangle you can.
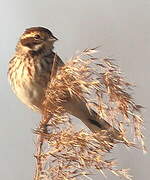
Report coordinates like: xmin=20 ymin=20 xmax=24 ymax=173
xmin=8 ymin=27 xmax=122 ymax=142
xmin=8 ymin=27 xmax=63 ymax=111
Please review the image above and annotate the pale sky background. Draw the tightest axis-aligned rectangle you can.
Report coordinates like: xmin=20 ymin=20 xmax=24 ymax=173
xmin=0 ymin=0 xmax=150 ymax=180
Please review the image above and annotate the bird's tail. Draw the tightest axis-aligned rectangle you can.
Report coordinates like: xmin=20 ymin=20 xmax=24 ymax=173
xmin=63 ymin=96 xmax=124 ymax=143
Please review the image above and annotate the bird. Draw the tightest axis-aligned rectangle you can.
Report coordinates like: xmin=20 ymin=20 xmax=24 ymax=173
xmin=8 ymin=27 xmax=123 ymax=142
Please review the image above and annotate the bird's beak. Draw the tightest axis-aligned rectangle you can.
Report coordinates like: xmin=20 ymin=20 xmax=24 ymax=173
xmin=49 ymin=36 xmax=58 ymax=42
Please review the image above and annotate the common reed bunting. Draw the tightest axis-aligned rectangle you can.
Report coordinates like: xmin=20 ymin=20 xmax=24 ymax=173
xmin=8 ymin=27 xmax=122 ymax=141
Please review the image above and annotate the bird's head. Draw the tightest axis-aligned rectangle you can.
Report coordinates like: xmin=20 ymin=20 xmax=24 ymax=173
xmin=17 ymin=27 xmax=58 ymax=54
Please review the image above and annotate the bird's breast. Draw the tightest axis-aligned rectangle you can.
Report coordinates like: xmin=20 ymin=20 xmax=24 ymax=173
xmin=8 ymin=56 xmax=51 ymax=111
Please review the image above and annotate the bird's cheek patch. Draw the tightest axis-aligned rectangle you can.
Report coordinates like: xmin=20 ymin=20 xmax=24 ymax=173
xmin=21 ymin=37 xmax=40 ymax=49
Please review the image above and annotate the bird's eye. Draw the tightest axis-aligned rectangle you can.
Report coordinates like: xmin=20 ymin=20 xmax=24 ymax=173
xmin=34 ymin=34 xmax=41 ymax=40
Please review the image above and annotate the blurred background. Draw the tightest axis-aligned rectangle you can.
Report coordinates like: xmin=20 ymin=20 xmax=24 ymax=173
xmin=0 ymin=0 xmax=150 ymax=179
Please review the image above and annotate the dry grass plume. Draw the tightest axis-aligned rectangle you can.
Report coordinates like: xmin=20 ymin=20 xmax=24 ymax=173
xmin=33 ymin=48 xmax=145 ymax=180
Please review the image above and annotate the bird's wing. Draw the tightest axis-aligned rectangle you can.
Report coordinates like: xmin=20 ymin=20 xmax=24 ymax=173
xmin=51 ymin=55 xmax=123 ymax=142
xmin=63 ymin=95 xmax=124 ymax=142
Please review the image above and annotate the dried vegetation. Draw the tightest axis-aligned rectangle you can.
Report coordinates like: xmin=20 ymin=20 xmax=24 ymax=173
xmin=34 ymin=48 xmax=145 ymax=180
